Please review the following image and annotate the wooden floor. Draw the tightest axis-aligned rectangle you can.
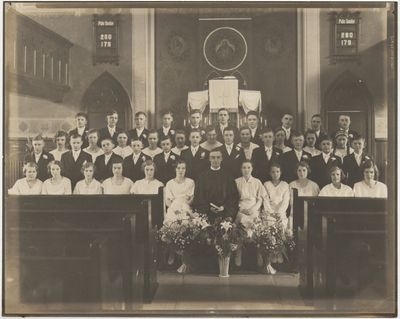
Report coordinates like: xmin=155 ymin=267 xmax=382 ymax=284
xmin=142 ymin=271 xmax=315 ymax=314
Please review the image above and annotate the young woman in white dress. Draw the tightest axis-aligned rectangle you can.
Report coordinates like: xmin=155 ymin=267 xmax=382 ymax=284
xmin=8 ymin=162 xmax=43 ymax=195
xmin=262 ymin=163 xmax=290 ymax=274
xmin=319 ymin=166 xmax=354 ymax=197
xmin=41 ymin=160 xmax=72 ymax=195
xmin=131 ymin=160 xmax=164 ymax=195
xmin=113 ymin=131 xmax=133 ymax=159
xmin=84 ymin=129 xmax=104 ymax=162
xmin=49 ymin=131 xmax=69 ymax=161
xmin=142 ymin=130 xmax=163 ymax=159
xmin=274 ymin=128 xmax=292 ymax=153
xmin=101 ymin=159 xmax=134 ymax=194
xmin=303 ymin=129 xmax=322 ymax=157
xmin=353 ymin=160 xmax=387 ymax=198
xmin=289 ymin=161 xmax=320 ymax=197
xmin=234 ymin=160 xmax=265 ymax=267
xmin=73 ymin=162 xmax=102 ymax=195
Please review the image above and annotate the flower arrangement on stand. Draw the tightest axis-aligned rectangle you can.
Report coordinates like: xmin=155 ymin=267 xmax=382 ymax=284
xmin=158 ymin=211 xmax=210 ymax=273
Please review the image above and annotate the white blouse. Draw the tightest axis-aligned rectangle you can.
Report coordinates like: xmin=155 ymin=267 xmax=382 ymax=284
xmin=113 ymin=146 xmax=133 ymax=159
xmin=142 ymin=147 xmax=163 ymax=159
xmin=73 ymin=179 xmax=102 ymax=195
xmin=101 ymin=177 xmax=134 ymax=195
xmin=319 ymin=183 xmax=354 ymax=197
xmin=165 ymin=178 xmax=195 ymax=206
xmin=353 ymin=181 xmax=387 ymax=198
xmin=263 ymin=180 xmax=290 ymax=215
xmin=237 ymin=143 xmax=259 ymax=160
xmin=8 ymin=178 xmax=43 ymax=195
xmin=49 ymin=149 xmax=69 ymax=161
xmin=131 ymin=178 xmax=164 ymax=195
xmin=235 ymin=176 xmax=265 ymax=214
xmin=41 ymin=177 xmax=72 ymax=195
xmin=303 ymin=146 xmax=322 ymax=157
xmin=84 ymin=147 xmax=104 ymax=162
xmin=289 ymin=179 xmax=320 ymax=197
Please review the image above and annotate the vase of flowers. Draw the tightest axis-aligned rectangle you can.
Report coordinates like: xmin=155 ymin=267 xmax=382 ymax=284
xmin=218 ymin=255 xmax=230 ymax=278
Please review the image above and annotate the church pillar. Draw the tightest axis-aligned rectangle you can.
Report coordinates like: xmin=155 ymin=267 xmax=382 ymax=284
xmin=297 ymin=8 xmax=321 ymax=130
xmin=131 ymin=8 xmax=155 ymax=127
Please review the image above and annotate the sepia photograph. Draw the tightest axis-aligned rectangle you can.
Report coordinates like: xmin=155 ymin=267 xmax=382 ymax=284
xmin=2 ymin=1 xmax=397 ymax=316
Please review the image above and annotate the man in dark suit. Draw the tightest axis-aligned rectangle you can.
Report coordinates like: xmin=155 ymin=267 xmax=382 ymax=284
xmin=215 ymin=108 xmax=239 ymax=144
xmin=215 ymin=127 xmax=245 ymax=179
xmin=310 ymin=137 xmax=342 ymax=189
xmin=68 ymin=112 xmax=89 ymax=149
xmin=127 ymin=111 xmax=149 ymax=148
xmin=245 ymin=111 xmax=263 ymax=146
xmin=61 ymin=133 xmax=92 ymax=189
xmin=343 ymin=136 xmax=372 ymax=187
xmin=98 ymin=110 xmax=123 ymax=146
xmin=94 ymin=138 xmax=123 ymax=182
xmin=310 ymin=114 xmax=328 ymax=150
xmin=281 ymin=113 xmax=295 ymax=148
xmin=157 ymin=110 xmax=176 ymax=147
xmin=23 ymin=134 xmax=54 ymax=182
xmin=123 ymin=139 xmax=150 ymax=182
xmin=184 ymin=109 xmax=206 ymax=144
xmin=180 ymin=129 xmax=209 ymax=181
xmin=281 ymin=131 xmax=312 ymax=183
xmin=330 ymin=114 xmax=360 ymax=147
xmin=153 ymin=136 xmax=179 ymax=184
xmin=251 ymin=128 xmax=282 ymax=183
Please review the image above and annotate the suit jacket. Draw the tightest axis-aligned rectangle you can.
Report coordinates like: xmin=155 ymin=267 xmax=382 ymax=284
xmin=283 ymin=129 xmax=294 ymax=149
xmin=251 ymin=146 xmax=282 ymax=183
xmin=127 ymin=128 xmax=150 ymax=148
xmin=61 ymin=150 xmax=92 ymax=189
xmin=68 ymin=127 xmax=89 ymax=149
xmin=310 ymin=153 xmax=342 ymax=189
xmin=216 ymin=144 xmax=246 ymax=179
xmin=215 ymin=124 xmax=240 ymax=144
xmin=153 ymin=151 xmax=179 ymax=184
xmin=98 ymin=126 xmax=123 ymax=147
xmin=180 ymin=147 xmax=209 ymax=181
xmin=281 ymin=149 xmax=312 ymax=183
xmin=184 ymin=126 xmax=206 ymax=145
xmin=94 ymin=153 xmax=123 ymax=182
xmin=331 ymin=128 xmax=360 ymax=146
xmin=250 ymin=127 xmax=263 ymax=146
xmin=343 ymin=152 xmax=372 ymax=188
xmin=315 ymin=130 xmax=328 ymax=150
xmin=157 ymin=127 xmax=176 ymax=147
xmin=122 ymin=152 xmax=151 ymax=182
xmin=23 ymin=151 xmax=55 ymax=182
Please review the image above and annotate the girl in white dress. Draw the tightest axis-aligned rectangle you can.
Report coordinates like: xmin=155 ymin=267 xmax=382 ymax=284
xmin=142 ymin=130 xmax=162 ymax=159
xmin=303 ymin=129 xmax=322 ymax=157
xmin=319 ymin=166 xmax=354 ymax=197
xmin=84 ymin=129 xmax=104 ymax=162
xmin=73 ymin=162 xmax=102 ymax=195
xmin=131 ymin=160 xmax=164 ymax=195
xmin=102 ymin=160 xmax=134 ymax=194
xmin=262 ymin=163 xmax=290 ymax=274
xmin=41 ymin=160 xmax=72 ymax=195
xmin=289 ymin=161 xmax=320 ymax=197
xmin=274 ymin=128 xmax=292 ymax=153
xmin=8 ymin=162 xmax=43 ymax=195
xmin=353 ymin=160 xmax=387 ymax=198
xmin=49 ymin=131 xmax=69 ymax=161
xmin=234 ymin=160 xmax=265 ymax=267
xmin=113 ymin=131 xmax=133 ymax=159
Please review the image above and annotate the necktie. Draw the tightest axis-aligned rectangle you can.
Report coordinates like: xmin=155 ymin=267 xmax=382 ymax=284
xmin=192 ymin=148 xmax=197 ymax=157
xmin=133 ymin=156 xmax=138 ymax=164
xmin=266 ymin=148 xmax=272 ymax=160
xmin=165 ymin=154 xmax=169 ymax=163
xmin=356 ymin=154 xmax=361 ymax=166
xmin=227 ymin=146 xmax=232 ymax=156
xmin=105 ymin=156 xmax=110 ymax=165
xmin=73 ymin=152 xmax=78 ymax=161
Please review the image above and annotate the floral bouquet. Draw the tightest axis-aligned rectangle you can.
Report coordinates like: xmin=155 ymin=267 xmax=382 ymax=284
xmin=210 ymin=217 xmax=245 ymax=258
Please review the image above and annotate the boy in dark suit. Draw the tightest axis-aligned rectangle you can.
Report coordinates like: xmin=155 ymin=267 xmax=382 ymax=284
xmin=153 ymin=136 xmax=179 ymax=184
xmin=123 ymin=139 xmax=150 ymax=182
xmin=180 ymin=129 xmax=209 ymax=181
xmin=23 ymin=134 xmax=54 ymax=181
xmin=310 ymin=114 xmax=328 ymax=150
xmin=310 ymin=137 xmax=342 ymax=189
xmin=245 ymin=111 xmax=263 ymax=146
xmin=61 ymin=133 xmax=92 ymax=189
xmin=281 ymin=131 xmax=312 ymax=183
xmin=98 ymin=110 xmax=123 ymax=146
xmin=157 ymin=111 xmax=176 ymax=147
xmin=281 ymin=113 xmax=295 ymax=148
xmin=184 ymin=110 xmax=206 ymax=144
xmin=127 ymin=111 xmax=149 ymax=148
xmin=251 ymin=128 xmax=282 ymax=183
xmin=215 ymin=108 xmax=239 ymax=144
xmin=330 ymin=114 xmax=360 ymax=147
xmin=215 ymin=127 xmax=245 ymax=179
xmin=68 ymin=112 xmax=89 ymax=149
xmin=343 ymin=136 xmax=372 ymax=187
xmin=94 ymin=138 xmax=123 ymax=182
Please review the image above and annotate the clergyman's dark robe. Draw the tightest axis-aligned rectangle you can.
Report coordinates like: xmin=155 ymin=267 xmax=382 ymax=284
xmin=193 ymin=168 xmax=239 ymax=223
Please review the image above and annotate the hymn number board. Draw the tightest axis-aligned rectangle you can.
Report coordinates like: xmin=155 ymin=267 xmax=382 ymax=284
xmin=93 ymin=14 xmax=119 ymax=65
xmin=330 ymin=11 xmax=360 ymax=63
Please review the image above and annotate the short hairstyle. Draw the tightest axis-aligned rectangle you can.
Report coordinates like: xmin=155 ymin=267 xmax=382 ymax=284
xmin=148 ymin=129 xmax=158 ymax=136
xmin=352 ymin=135 xmax=366 ymax=142
xmin=329 ymin=166 xmax=346 ymax=181
xmin=291 ymin=130 xmax=304 ymax=139
xmin=32 ymin=134 xmax=44 ymax=142
xmin=101 ymin=138 xmax=115 ymax=145
xmin=274 ymin=127 xmax=286 ymax=135
xmin=47 ymin=160 xmax=64 ymax=175
xmin=23 ymin=162 xmax=38 ymax=176
xmin=338 ymin=114 xmax=350 ymax=119
xmin=304 ymin=129 xmax=317 ymax=139
xmin=190 ymin=109 xmax=202 ymax=116
xmin=261 ymin=127 xmax=274 ymax=135
xmin=111 ymin=157 xmax=124 ymax=166
xmin=311 ymin=114 xmax=322 ymax=119
xmin=80 ymin=162 xmax=96 ymax=174
xmin=223 ymin=127 xmax=235 ymax=134
xmin=246 ymin=111 xmax=259 ymax=118
xmin=106 ymin=110 xmax=118 ymax=116
xmin=135 ymin=111 xmax=147 ymax=118
xmin=360 ymin=160 xmax=379 ymax=180
xmin=117 ymin=131 xmax=129 ymax=138
xmin=160 ymin=135 xmax=172 ymax=143
xmin=320 ymin=136 xmax=333 ymax=145
xmin=218 ymin=108 xmax=229 ymax=115
xmin=161 ymin=110 xmax=174 ymax=117
xmin=75 ymin=112 xmax=88 ymax=121
xmin=241 ymin=159 xmax=253 ymax=167
xmin=175 ymin=129 xmax=186 ymax=136
xmin=296 ymin=161 xmax=311 ymax=175
xmin=141 ymin=159 xmax=156 ymax=173
xmin=239 ymin=126 xmax=252 ymax=134
xmin=173 ymin=159 xmax=187 ymax=170
xmin=87 ymin=128 xmax=99 ymax=138
xmin=70 ymin=133 xmax=83 ymax=141
xmin=205 ymin=125 xmax=216 ymax=133
xmin=189 ymin=128 xmax=202 ymax=135
xmin=209 ymin=149 xmax=223 ymax=157
xmin=270 ymin=162 xmax=282 ymax=172
xmin=130 ymin=138 xmax=143 ymax=146
xmin=54 ymin=130 xmax=68 ymax=143
xmin=281 ymin=112 xmax=294 ymax=119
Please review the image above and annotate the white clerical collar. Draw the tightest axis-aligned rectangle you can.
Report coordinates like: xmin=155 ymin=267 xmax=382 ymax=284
xmin=77 ymin=127 xmax=85 ymax=135
xmin=211 ymin=166 xmax=221 ymax=171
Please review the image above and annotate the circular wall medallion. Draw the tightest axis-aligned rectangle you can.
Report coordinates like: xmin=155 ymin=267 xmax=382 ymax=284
xmin=203 ymin=27 xmax=247 ymax=72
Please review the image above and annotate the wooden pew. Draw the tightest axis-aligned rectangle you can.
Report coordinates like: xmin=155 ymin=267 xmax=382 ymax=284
xmin=4 ymin=194 xmax=161 ymax=314
xmin=293 ymin=192 xmax=390 ymax=308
